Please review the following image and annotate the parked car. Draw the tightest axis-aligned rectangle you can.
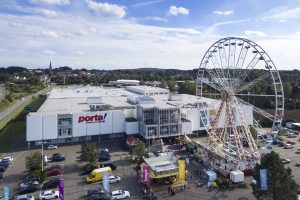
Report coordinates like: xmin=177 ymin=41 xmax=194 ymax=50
xmin=22 ymin=176 xmax=39 ymax=184
xmin=277 ymin=141 xmax=285 ymax=147
xmin=296 ymin=160 xmax=300 ymax=166
xmin=87 ymin=188 xmax=104 ymax=196
xmin=18 ymin=184 xmax=38 ymax=195
xmin=88 ymin=194 xmax=109 ymax=200
xmin=47 ymin=168 xmax=63 ymax=177
xmin=15 ymin=194 xmax=35 ymax=200
xmin=296 ymin=149 xmax=300 ymax=154
xmin=108 ymin=176 xmax=121 ymax=184
xmin=39 ymin=190 xmax=59 ymax=200
xmin=46 ymin=165 xmax=62 ymax=171
xmin=20 ymin=180 xmax=39 ymax=188
xmin=110 ymin=190 xmax=130 ymax=200
xmin=284 ymin=144 xmax=294 ymax=149
xmin=51 ymin=154 xmax=65 ymax=162
xmin=281 ymin=158 xmax=291 ymax=164
xmin=287 ymin=141 xmax=296 ymax=145
xmin=100 ymin=161 xmax=117 ymax=170
xmin=0 ymin=171 xmax=3 ymax=179
xmin=0 ymin=166 xmax=5 ymax=172
xmin=42 ymin=177 xmax=60 ymax=190
xmin=2 ymin=156 xmax=13 ymax=162
xmin=266 ymin=138 xmax=273 ymax=143
xmin=287 ymin=133 xmax=297 ymax=138
xmin=0 ymin=160 xmax=10 ymax=168
xmin=99 ymin=151 xmax=110 ymax=162
xmin=47 ymin=145 xmax=58 ymax=150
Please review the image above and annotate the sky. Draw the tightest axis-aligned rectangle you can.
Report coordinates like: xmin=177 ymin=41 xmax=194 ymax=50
xmin=0 ymin=0 xmax=300 ymax=70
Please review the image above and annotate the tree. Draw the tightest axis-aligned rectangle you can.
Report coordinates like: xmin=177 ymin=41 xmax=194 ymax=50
xmin=160 ymin=79 xmax=167 ymax=88
xmin=167 ymin=80 xmax=176 ymax=92
xmin=81 ymin=143 xmax=99 ymax=163
xmin=178 ymin=82 xmax=196 ymax=95
xmin=26 ymin=152 xmax=43 ymax=172
xmin=252 ymin=151 xmax=298 ymax=200
xmin=25 ymin=152 xmax=46 ymax=181
xmin=128 ymin=139 xmax=146 ymax=163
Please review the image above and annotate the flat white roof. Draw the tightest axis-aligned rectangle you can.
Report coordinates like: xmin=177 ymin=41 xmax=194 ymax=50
xmin=36 ymin=85 xmax=220 ymax=114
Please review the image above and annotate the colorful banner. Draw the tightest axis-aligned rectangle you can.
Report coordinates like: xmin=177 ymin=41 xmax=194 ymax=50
xmin=260 ymin=169 xmax=268 ymax=191
xmin=58 ymin=177 xmax=64 ymax=200
xmin=143 ymin=166 xmax=150 ymax=186
xmin=3 ymin=186 xmax=9 ymax=200
xmin=178 ymin=160 xmax=186 ymax=180
xmin=103 ymin=171 xmax=110 ymax=192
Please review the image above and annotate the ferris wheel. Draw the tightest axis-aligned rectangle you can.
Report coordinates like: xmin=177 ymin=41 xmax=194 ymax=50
xmin=196 ymin=37 xmax=284 ymax=162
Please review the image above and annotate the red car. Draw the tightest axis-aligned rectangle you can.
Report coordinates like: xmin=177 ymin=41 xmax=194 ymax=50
xmin=287 ymin=141 xmax=296 ymax=145
xmin=47 ymin=168 xmax=63 ymax=177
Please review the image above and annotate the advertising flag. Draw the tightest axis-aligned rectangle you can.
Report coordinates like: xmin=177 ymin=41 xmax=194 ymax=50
xmin=3 ymin=186 xmax=9 ymax=200
xmin=103 ymin=171 xmax=110 ymax=193
xmin=143 ymin=166 xmax=150 ymax=186
xmin=178 ymin=160 xmax=186 ymax=180
xmin=58 ymin=177 xmax=64 ymax=200
xmin=260 ymin=169 xmax=268 ymax=191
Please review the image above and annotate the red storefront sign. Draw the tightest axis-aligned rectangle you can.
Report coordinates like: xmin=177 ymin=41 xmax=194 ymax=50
xmin=143 ymin=166 xmax=150 ymax=186
xmin=78 ymin=113 xmax=107 ymax=123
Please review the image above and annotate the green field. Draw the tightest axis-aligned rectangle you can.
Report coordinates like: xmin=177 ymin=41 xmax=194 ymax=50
xmin=0 ymin=95 xmax=47 ymax=155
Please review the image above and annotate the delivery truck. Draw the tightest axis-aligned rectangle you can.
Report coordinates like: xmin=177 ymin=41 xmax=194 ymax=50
xmin=86 ymin=167 xmax=112 ymax=183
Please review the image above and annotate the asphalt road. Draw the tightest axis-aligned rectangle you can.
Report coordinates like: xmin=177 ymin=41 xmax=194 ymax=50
xmin=0 ymin=89 xmax=46 ymax=121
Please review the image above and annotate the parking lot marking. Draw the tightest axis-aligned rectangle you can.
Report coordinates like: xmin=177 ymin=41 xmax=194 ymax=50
xmin=14 ymin=151 xmax=25 ymax=160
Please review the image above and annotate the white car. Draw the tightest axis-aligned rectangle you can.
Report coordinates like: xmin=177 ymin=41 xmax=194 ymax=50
xmin=15 ymin=194 xmax=34 ymax=200
xmin=281 ymin=158 xmax=291 ymax=164
xmin=47 ymin=145 xmax=58 ymax=150
xmin=284 ymin=144 xmax=294 ymax=149
xmin=2 ymin=156 xmax=13 ymax=162
xmin=266 ymin=138 xmax=273 ymax=143
xmin=296 ymin=160 xmax=300 ymax=166
xmin=39 ymin=190 xmax=59 ymax=200
xmin=110 ymin=190 xmax=130 ymax=200
xmin=109 ymin=176 xmax=121 ymax=183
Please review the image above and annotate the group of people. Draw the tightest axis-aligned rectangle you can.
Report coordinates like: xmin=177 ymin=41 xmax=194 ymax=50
xmin=168 ymin=187 xmax=176 ymax=196
xmin=141 ymin=187 xmax=157 ymax=200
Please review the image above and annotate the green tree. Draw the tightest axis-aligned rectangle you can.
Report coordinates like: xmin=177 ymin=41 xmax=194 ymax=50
xmin=252 ymin=151 xmax=298 ymax=200
xmin=128 ymin=140 xmax=146 ymax=160
xmin=167 ymin=80 xmax=176 ymax=92
xmin=26 ymin=152 xmax=43 ymax=172
xmin=81 ymin=143 xmax=99 ymax=163
xmin=178 ymin=82 xmax=196 ymax=95
xmin=160 ymin=79 xmax=167 ymax=88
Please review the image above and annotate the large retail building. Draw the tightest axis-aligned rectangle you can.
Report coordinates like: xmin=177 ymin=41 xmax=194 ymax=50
xmin=26 ymin=85 xmax=253 ymax=146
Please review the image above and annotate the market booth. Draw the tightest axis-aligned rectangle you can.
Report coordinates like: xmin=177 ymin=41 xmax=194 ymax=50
xmin=142 ymin=153 xmax=186 ymax=191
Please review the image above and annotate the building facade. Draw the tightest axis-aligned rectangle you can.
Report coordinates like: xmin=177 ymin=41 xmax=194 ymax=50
xmin=26 ymin=85 xmax=253 ymax=146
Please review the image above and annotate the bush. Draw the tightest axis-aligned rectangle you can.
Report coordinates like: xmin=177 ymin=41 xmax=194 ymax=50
xmin=29 ymin=169 xmax=47 ymax=182
xmin=81 ymin=162 xmax=98 ymax=171
xmin=221 ymin=179 xmax=230 ymax=188
xmin=215 ymin=178 xmax=222 ymax=187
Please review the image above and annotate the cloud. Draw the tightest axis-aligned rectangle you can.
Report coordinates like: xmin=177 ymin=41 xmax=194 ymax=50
xmin=39 ymin=9 xmax=58 ymax=17
xmin=132 ymin=0 xmax=164 ymax=8
xmin=213 ymin=10 xmax=234 ymax=16
xmin=244 ymin=30 xmax=266 ymax=37
xmin=41 ymin=31 xmax=59 ymax=37
xmin=144 ymin=16 xmax=167 ymax=22
xmin=42 ymin=50 xmax=57 ymax=54
xmin=168 ymin=6 xmax=189 ymax=16
xmin=29 ymin=0 xmax=70 ymax=5
xmin=265 ymin=6 xmax=300 ymax=20
xmin=85 ymin=0 xmax=126 ymax=19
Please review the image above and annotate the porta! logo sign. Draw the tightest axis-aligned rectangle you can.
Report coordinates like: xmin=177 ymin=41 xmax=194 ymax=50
xmin=78 ymin=113 xmax=107 ymax=123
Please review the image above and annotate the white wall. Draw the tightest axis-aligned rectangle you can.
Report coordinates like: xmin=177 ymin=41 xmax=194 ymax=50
xmin=125 ymin=121 xmax=139 ymax=135
xmin=182 ymin=121 xmax=193 ymax=135
xmin=72 ymin=113 xmax=87 ymax=137
xmin=42 ymin=114 xmax=57 ymax=140
xmin=112 ymin=110 xmax=125 ymax=133
xmin=27 ymin=114 xmax=42 ymax=141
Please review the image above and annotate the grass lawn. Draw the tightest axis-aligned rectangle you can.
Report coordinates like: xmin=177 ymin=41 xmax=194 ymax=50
xmin=0 ymin=95 xmax=47 ymax=156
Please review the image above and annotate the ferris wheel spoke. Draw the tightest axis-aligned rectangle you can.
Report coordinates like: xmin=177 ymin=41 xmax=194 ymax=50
xmin=236 ymin=97 xmax=275 ymax=121
xmin=235 ymin=53 xmax=261 ymax=90
xmin=232 ymin=43 xmax=249 ymax=88
xmin=236 ymin=72 xmax=271 ymax=93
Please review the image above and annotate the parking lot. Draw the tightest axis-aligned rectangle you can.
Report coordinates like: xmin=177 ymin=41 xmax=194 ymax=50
xmin=1 ymin=132 xmax=300 ymax=200
xmin=0 ymin=137 xmax=141 ymax=199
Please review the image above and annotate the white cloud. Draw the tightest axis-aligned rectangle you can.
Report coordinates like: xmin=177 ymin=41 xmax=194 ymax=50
xmin=42 ymin=50 xmax=57 ymax=54
xmin=144 ymin=16 xmax=167 ymax=22
xmin=265 ymin=7 xmax=300 ymax=20
xmin=39 ymin=9 xmax=58 ymax=17
xmin=244 ymin=30 xmax=266 ymax=37
xmin=132 ymin=0 xmax=164 ymax=8
xmin=41 ymin=31 xmax=59 ymax=37
xmin=29 ymin=0 xmax=70 ymax=5
xmin=213 ymin=10 xmax=234 ymax=16
xmin=168 ymin=6 xmax=189 ymax=16
xmin=85 ymin=0 xmax=126 ymax=19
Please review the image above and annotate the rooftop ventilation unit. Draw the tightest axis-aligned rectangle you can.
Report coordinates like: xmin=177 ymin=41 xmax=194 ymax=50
xmin=89 ymin=104 xmax=110 ymax=111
